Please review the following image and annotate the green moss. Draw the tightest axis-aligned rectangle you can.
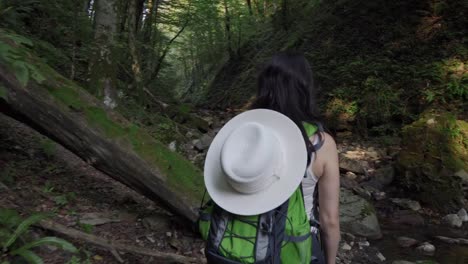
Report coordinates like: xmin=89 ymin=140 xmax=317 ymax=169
xmin=1 ymin=38 xmax=204 ymax=202
xmin=0 ymin=84 xmax=7 ymax=101
xmin=397 ymin=110 xmax=467 ymax=211
xmin=47 ymin=87 xmax=83 ymax=110
xmin=360 ymin=203 xmax=376 ymax=217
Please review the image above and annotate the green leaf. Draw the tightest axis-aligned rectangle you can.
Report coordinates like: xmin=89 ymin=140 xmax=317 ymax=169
xmin=12 ymin=248 xmax=43 ymax=264
xmin=12 ymin=237 xmax=78 ymax=254
xmin=4 ymin=33 xmax=33 ymax=47
xmin=29 ymin=68 xmax=45 ymax=84
xmin=3 ymin=213 xmax=49 ymax=249
xmin=11 ymin=61 xmax=29 ymax=87
xmin=0 ymin=208 xmax=21 ymax=229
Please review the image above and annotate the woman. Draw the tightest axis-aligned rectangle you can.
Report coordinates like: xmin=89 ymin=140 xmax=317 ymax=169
xmin=251 ymin=52 xmax=341 ymax=264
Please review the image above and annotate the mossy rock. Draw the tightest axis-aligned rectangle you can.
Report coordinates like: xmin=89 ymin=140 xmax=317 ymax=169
xmin=397 ymin=110 xmax=467 ymax=211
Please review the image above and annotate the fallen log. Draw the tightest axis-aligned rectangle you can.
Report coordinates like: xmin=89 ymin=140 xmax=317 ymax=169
xmin=0 ymin=35 xmax=204 ymax=223
xmin=38 ymin=220 xmax=204 ymax=264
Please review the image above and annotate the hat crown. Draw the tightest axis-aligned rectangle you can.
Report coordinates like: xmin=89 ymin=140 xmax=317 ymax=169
xmin=221 ymin=122 xmax=282 ymax=194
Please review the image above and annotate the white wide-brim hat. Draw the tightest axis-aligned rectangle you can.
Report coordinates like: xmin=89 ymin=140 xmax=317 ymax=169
xmin=204 ymin=109 xmax=307 ymax=216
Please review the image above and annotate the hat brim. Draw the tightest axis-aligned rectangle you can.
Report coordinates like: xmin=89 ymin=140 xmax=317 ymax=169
xmin=204 ymin=109 xmax=307 ymax=216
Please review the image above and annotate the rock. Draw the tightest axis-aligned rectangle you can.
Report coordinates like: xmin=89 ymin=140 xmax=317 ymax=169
xmin=434 ymin=236 xmax=468 ymax=245
xmin=345 ymin=171 xmax=357 ymax=180
xmin=455 ymin=170 xmax=468 ymax=183
xmin=340 ymin=189 xmax=382 ymax=239
xmin=339 ymin=154 xmax=367 ymax=174
xmin=416 ymin=242 xmax=435 ymax=256
xmin=193 ymin=134 xmax=214 ymax=151
xmin=142 ymin=214 xmax=172 ymax=231
xmin=397 ymin=236 xmax=419 ymax=248
xmin=168 ymin=141 xmax=177 ymax=152
xmin=352 ymin=186 xmax=372 ymax=200
xmin=391 ymin=198 xmax=421 ymax=211
xmin=342 ymin=232 xmax=355 ymax=242
xmin=365 ymin=147 xmax=380 ymax=160
xmin=358 ymin=241 xmax=370 ymax=248
xmin=340 ymin=176 xmax=359 ymax=189
xmin=78 ymin=212 xmax=123 ymax=226
xmin=374 ymin=166 xmax=395 ymax=186
xmin=341 ymin=242 xmax=352 ymax=251
xmin=457 ymin=208 xmax=468 ymax=222
xmin=442 ymin=214 xmax=463 ymax=228
xmin=376 ymin=252 xmax=386 ymax=262
xmin=390 ymin=210 xmax=425 ymax=226
xmin=396 ymin=110 xmax=467 ymax=211
xmin=372 ymin=191 xmax=386 ymax=201
xmin=392 ymin=261 xmax=415 ymax=264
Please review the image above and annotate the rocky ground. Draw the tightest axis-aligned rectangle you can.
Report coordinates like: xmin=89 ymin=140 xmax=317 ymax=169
xmin=1 ymin=111 xmax=468 ymax=264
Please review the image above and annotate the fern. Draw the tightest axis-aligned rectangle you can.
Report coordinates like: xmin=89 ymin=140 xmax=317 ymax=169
xmin=2 ymin=213 xmax=50 ymax=249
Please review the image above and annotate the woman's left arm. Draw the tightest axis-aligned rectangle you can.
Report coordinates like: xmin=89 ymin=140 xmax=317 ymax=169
xmin=317 ymin=133 xmax=341 ymax=264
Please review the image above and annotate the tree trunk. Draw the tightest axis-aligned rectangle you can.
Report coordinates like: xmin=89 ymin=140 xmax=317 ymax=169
xmin=282 ymin=0 xmax=289 ymax=30
xmin=0 ymin=44 xmax=203 ymax=224
xmin=89 ymin=0 xmax=119 ymax=109
xmin=246 ymin=0 xmax=253 ymax=15
xmin=128 ymin=0 xmax=144 ymax=96
xmin=223 ymin=0 xmax=234 ymax=58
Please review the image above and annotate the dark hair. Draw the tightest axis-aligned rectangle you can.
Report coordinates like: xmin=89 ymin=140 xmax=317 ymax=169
xmin=251 ymin=52 xmax=323 ymax=156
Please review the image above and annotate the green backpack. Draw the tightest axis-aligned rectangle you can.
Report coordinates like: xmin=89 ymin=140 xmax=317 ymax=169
xmin=198 ymin=123 xmax=319 ymax=264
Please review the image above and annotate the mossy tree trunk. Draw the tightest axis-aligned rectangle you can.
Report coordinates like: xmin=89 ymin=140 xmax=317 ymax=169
xmin=0 ymin=42 xmax=204 ymax=223
xmin=89 ymin=0 xmax=119 ymax=109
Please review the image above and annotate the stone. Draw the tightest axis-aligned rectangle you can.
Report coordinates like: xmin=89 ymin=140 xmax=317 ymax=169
xmin=78 ymin=212 xmax=123 ymax=226
xmin=396 ymin=111 xmax=467 ymax=211
xmin=168 ymin=141 xmax=177 ymax=152
xmin=340 ymin=176 xmax=359 ymax=189
xmin=142 ymin=214 xmax=172 ymax=231
xmin=454 ymin=170 xmax=468 ymax=183
xmin=345 ymin=171 xmax=357 ymax=180
xmin=392 ymin=261 xmax=415 ymax=264
xmin=376 ymin=252 xmax=386 ymax=262
xmin=457 ymin=208 xmax=468 ymax=222
xmin=194 ymin=134 xmax=214 ymax=151
xmin=339 ymin=154 xmax=367 ymax=174
xmin=342 ymin=232 xmax=355 ymax=242
xmin=391 ymin=198 xmax=421 ymax=211
xmin=416 ymin=242 xmax=435 ymax=256
xmin=390 ymin=210 xmax=425 ymax=226
xmin=340 ymin=189 xmax=382 ymax=239
xmin=358 ymin=241 xmax=370 ymax=247
xmin=372 ymin=191 xmax=386 ymax=201
xmin=435 ymin=236 xmax=468 ymax=245
xmin=352 ymin=186 xmax=372 ymax=200
xmin=341 ymin=242 xmax=352 ymax=251
xmin=397 ymin=236 xmax=419 ymax=248
xmin=442 ymin=214 xmax=463 ymax=228
xmin=374 ymin=166 xmax=395 ymax=186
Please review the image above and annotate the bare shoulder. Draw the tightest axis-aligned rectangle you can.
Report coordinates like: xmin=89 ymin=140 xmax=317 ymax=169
xmin=316 ymin=132 xmax=337 ymax=154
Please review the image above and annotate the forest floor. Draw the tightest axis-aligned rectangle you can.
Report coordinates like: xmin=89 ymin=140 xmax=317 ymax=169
xmin=1 ymin=112 xmax=468 ymax=264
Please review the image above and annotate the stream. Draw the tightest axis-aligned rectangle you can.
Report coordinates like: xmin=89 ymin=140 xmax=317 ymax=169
xmin=375 ymin=221 xmax=468 ymax=263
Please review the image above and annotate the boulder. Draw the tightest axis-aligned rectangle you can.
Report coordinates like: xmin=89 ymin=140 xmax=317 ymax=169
xmin=374 ymin=166 xmax=395 ymax=186
xmin=391 ymin=198 xmax=422 ymax=211
xmin=396 ymin=110 xmax=467 ymax=211
xmin=457 ymin=208 xmax=468 ymax=222
xmin=339 ymin=188 xmax=382 ymax=239
xmin=339 ymin=154 xmax=367 ymax=174
xmin=397 ymin=236 xmax=419 ymax=248
xmin=193 ymin=134 xmax=214 ymax=151
xmin=416 ymin=242 xmax=435 ymax=256
xmin=390 ymin=210 xmax=425 ymax=226
xmin=442 ymin=214 xmax=463 ymax=228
